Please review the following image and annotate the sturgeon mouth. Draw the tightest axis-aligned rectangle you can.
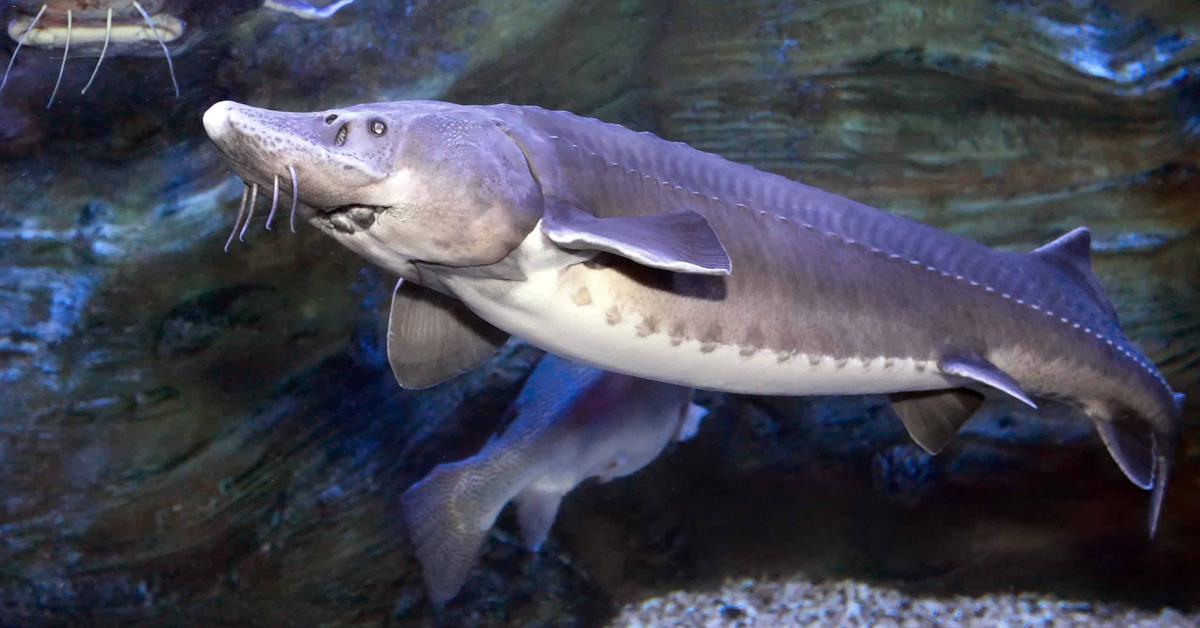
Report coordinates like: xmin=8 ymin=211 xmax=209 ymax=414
xmin=318 ymin=204 xmax=387 ymax=234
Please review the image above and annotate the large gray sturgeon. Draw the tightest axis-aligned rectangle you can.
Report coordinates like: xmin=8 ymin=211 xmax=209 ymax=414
xmin=202 ymin=100 xmax=1185 ymax=535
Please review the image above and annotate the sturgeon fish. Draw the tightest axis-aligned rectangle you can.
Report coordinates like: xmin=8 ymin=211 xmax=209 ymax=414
xmin=400 ymin=351 xmax=705 ymax=604
xmin=201 ymin=100 xmax=1185 ymax=536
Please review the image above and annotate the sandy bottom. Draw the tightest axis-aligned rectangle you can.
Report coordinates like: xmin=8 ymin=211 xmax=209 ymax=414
xmin=613 ymin=575 xmax=1196 ymax=627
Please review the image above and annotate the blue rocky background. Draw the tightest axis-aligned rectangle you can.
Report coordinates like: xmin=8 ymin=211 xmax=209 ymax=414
xmin=0 ymin=0 xmax=1197 ymax=625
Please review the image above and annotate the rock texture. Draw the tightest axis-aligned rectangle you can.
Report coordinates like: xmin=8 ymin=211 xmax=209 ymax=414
xmin=1 ymin=0 xmax=1197 ymax=625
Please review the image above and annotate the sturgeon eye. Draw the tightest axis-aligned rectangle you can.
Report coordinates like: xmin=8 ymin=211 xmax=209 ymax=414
xmin=369 ymin=119 xmax=387 ymax=136
xmin=335 ymin=122 xmax=349 ymax=146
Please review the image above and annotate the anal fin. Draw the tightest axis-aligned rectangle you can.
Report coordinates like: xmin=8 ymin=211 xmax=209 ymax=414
xmin=387 ymin=279 xmax=509 ymax=389
xmin=515 ymin=488 xmax=563 ymax=552
xmin=889 ymin=388 xmax=985 ymax=454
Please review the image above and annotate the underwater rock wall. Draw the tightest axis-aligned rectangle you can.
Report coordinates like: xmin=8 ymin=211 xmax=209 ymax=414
xmin=0 ymin=0 xmax=1197 ymax=624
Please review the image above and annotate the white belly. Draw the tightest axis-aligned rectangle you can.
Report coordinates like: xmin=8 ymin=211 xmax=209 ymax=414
xmin=448 ymin=251 xmax=954 ymax=396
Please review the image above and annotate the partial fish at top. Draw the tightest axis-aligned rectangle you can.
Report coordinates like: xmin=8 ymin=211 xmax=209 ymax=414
xmin=1 ymin=0 xmax=359 ymax=107
xmin=201 ymin=99 xmax=1187 ymax=538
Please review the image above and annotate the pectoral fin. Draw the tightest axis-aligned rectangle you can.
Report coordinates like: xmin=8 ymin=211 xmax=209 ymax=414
xmin=676 ymin=402 xmax=708 ymax=442
xmin=515 ymin=488 xmax=563 ymax=552
xmin=387 ymin=279 xmax=509 ymax=389
xmin=889 ymin=388 xmax=985 ymax=454
xmin=940 ymin=354 xmax=1037 ymax=409
xmin=541 ymin=200 xmax=732 ymax=275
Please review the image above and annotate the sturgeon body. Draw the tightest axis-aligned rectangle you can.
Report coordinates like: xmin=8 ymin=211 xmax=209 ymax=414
xmin=201 ymin=100 xmax=1185 ymax=535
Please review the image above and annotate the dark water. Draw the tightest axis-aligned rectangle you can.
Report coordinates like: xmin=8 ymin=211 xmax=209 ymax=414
xmin=1 ymin=1 xmax=1198 ymax=625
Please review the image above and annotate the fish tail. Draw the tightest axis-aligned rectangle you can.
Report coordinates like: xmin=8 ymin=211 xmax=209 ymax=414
xmin=1032 ymin=227 xmax=1183 ymax=537
xmin=400 ymin=459 xmax=506 ymax=604
xmin=1088 ymin=393 xmax=1181 ymax=539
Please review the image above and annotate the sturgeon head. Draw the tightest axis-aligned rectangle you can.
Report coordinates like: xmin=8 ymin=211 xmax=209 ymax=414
xmin=201 ymin=100 xmax=731 ymax=392
xmin=202 ymin=100 xmax=544 ymax=281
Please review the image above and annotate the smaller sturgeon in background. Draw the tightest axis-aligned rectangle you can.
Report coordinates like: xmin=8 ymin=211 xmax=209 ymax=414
xmin=263 ymin=0 xmax=358 ymax=20
xmin=3 ymin=0 xmax=186 ymax=105
xmin=400 ymin=349 xmax=706 ymax=605
xmin=1 ymin=0 xmax=359 ymax=106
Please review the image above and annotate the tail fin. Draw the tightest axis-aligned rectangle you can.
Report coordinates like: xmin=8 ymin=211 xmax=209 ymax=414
xmin=1148 ymin=435 xmax=1171 ymax=539
xmin=400 ymin=462 xmax=503 ymax=604
xmin=1093 ymin=417 xmax=1155 ymax=490
xmin=1035 ymin=228 xmax=1182 ymax=538
xmin=1146 ymin=392 xmax=1189 ymax=539
xmin=1091 ymin=408 xmax=1179 ymax=539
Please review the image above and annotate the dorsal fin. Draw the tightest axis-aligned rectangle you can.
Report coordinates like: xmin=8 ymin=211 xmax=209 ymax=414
xmin=1030 ymin=227 xmax=1119 ymax=321
xmin=1032 ymin=227 xmax=1092 ymax=270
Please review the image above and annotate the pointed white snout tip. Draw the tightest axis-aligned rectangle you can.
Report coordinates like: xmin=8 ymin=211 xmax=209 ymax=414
xmin=202 ymin=100 xmax=235 ymax=141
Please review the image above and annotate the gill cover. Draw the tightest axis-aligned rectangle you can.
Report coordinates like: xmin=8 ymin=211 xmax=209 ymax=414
xmin=388 ymin=111 xmax=544 ymax=268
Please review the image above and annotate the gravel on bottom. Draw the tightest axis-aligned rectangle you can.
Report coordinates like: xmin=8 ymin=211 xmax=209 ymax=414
xmin=613 ymin=576 xmax=1196 ymax=627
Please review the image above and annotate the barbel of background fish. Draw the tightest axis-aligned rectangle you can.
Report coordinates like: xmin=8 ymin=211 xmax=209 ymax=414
xmin=0 ymin=0 xmax=359 ymax=107
xmin=201 ymin=100 xmax=1187 ymax=539
xmin=400 ymin=352 xmax=706 ymax=604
